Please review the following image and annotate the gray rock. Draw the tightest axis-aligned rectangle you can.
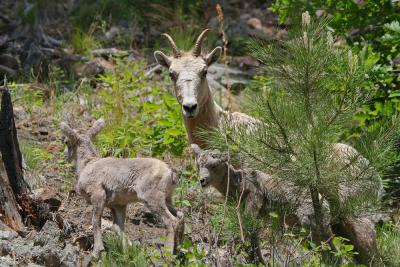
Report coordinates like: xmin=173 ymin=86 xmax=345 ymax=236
xmin=0 ymin=231 xmax=17 ymax=241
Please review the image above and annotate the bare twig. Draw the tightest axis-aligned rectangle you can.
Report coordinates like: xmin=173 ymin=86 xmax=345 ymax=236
xmin=216 ymin=4 xmax=232 ymax=111
xmin=215 ymin=133 xmax=231 ymax=245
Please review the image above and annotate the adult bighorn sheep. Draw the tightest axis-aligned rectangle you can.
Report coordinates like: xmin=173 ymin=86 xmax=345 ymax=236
xmin=154 ymin=29 xmax=258 ymax=148
xmin=60 ymin=119 xmax=184 ymax=257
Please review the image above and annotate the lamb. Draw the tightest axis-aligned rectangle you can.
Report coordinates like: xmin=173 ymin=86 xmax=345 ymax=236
xmin=191 ymin=144 xmax=330 ymax=230
xmin=191 ymin=144 xmax=381 ymax=263
xmin=60 ymin=118 xmax=184 ymax=257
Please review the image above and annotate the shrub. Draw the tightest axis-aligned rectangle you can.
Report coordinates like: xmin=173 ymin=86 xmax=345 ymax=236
xmin=93 ymin=58 xmax=187 ymax=157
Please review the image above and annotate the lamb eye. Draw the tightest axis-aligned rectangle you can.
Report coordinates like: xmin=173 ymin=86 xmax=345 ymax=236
xmin=201 ymin=69 xmax=208 ymax=78
xmin=169 ymin=71 xmax=177 ymax=80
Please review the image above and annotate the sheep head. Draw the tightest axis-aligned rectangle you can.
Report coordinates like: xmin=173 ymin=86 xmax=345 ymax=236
xmin=60 ymin=118 xmax=105 ymax=161
xmin=154 ymin=29 xmax=222 ymax=118
xmin=191 ymin=144 xmax=228 ymax=187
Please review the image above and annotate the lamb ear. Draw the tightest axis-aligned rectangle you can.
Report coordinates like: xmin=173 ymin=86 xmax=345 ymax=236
xmin=88 ymin=118 xmax=105 ymax=139
xmin=154 ymin=51 xmax=172 ymax=68
xmin=205 ymin=47 xmax=222 ymax=66
xmin=191 ymin=144 xmax=202 ymax=158
xmin=60 ymin=122 xmax=78 ymax=142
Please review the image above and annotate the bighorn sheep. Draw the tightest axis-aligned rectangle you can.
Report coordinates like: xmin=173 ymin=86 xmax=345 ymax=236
xmin=191 ymin=143 xmax=382 ymax=263
xmin=60 ymin=119 xmax=184 ymax=256
xmin=154 ymin=29 xmax=259 ymax=148
xmin=191 ymin=144 xmax=330 ymax=230
xmin=155 ymin=29 xmax=381 ymax=263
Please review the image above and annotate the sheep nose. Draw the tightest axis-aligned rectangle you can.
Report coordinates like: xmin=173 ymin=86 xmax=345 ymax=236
xmin=183 ymin=103 xmax=198 ymax=113
xmin=199 ymin=178 xmax=206 ymax=187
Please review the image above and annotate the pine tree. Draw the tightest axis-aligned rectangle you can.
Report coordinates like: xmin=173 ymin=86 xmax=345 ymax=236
xmin=205 ymin=11 xmax=399 ymax=250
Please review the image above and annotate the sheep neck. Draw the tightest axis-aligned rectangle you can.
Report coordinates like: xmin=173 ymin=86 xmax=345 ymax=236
xmin=183 ymin=82 xmax=220 ymax=148
xmin=76 ymin=143 xmax=98 ymax=175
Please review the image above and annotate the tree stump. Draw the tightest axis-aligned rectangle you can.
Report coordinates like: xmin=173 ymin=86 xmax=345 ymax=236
xmin=0 ymin=155 xmax=24 ymax=231
xmin=0 ymin=80 xmax=54 ymax=230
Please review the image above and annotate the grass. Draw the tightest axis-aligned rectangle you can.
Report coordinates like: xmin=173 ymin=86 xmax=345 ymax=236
xmin=94 ymin=234 xmax=150 ymax=267
xmin=377 ymin=222 xmax=400 ymax=266
xmin=20 ymin=140 xmax=54 ymax=189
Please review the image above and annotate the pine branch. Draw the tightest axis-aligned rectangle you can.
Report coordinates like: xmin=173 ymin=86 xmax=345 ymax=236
xmin=266 ymin=100 xmax=295 ymax=156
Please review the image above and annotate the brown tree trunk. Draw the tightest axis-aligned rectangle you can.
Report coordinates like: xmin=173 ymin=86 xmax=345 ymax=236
xmin=0 ymin=156 xmax=24 ymax=231
xmin=0 ymin=82 xmax=53 ymax=230
xmin=0 ymin=84 xmax=30 ymax=197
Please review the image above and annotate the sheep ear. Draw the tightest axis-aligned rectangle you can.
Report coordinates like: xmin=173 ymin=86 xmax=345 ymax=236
xmin=88 ymin=118 xmax=105 ymax=139
xmin=205 ymin=47 xmax=222 ymax=66
xmin=191 ymin=144 xmax=202 ymax=158
xmin=154 ymin=51 xmax=171 ymax=68
xmin=60 ymin=122 xmax=78 ymax=142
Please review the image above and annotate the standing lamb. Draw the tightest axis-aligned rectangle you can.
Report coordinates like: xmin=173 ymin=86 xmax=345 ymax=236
xmin=60 ymin=118 xmax=184 ymax=256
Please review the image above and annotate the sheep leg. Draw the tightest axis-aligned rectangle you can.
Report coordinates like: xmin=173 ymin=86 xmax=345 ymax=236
xmin=144 ymin=197 xmax=179 ymax=254
xmin=166 ymin=197 xmax=184 ymax=248
xmin=111 ymin=205 xmax=126 ymax=234
xmin=111 ymin=205 xmax=131 ymax=248
xmin=166 ymin=196 xmax=183 ymax=218
xmin=91 ymin=189 xmax=106 ymax=257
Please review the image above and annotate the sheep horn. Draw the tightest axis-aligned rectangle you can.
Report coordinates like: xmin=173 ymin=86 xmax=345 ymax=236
xmin=192 ymin=29 xmax=209 ymax=57
xmin=162 ymin=33 xmax=181 ymax=58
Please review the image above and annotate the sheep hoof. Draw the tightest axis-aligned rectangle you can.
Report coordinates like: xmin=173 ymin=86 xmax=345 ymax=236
xmin=92 ymin=246 xmax=105 ymax=258
xmin=176 ymin=211 xmax=184 ymax=219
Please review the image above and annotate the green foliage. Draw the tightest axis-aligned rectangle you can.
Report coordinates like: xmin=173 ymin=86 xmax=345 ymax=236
xmin=71 ymin=26 xmax=101 ymax=56
xmin=302 ymin=237 xmax=359 ymax=267
xmin=19 ymin=140 xmax=53 ymax=171
xmin=71 ymin=0 xmax=205 ymax=30
xmin=377 ymin=222 xmax=400 ymax=266
xmin=94 ymin=234 xmax=208 ymax=267
xmin=173 ymin=164 xmax=199 ymax=209
xmin=93 ymin=58 xmax=187 ymax=157
xmin=177 ymin=238 xmax=207 ymax=267
xmin=94 ymin=234 xmax=149 ymax=267
xmin=271 ymin=0 xmax=399 ymax=41
xmin=9 ymin=83 xmax=43 ymax=112
xmin=271 ymin=0 xmax=400 ymax=128
xmin=205 ymin=14 xmax=397 ymax=247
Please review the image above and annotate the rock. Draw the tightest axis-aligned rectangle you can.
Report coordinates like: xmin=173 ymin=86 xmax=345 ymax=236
xmin=0 ymin=219 xmax=83 ymax=266
xmin=231 ymin=56 xmax=259 ymax=69
xmin=76 ymin=60 xmax=104 ymax=77
xmin=334 ymin=217 xmax=378 ymax=264
xmin=0 ymin=255 xmax=17 ymax=266
xmin=26 ymin=264 xmax=45 ymax=267
xmin=76 ymin=57 xmax=114 ymax=77
xmin=0 ymin=64 xmax=16 ymax=77
xmin=247 ymin=17 xmax=262 ymax=30
xmin=34 ymin=220 xmax=64 ymax=248
xmin=0 ymin=231 xmax=17 ymax=241
xmin=60 ymin=244 xmax=80 ymax=267
xmin=0 ymin=54 xmax=18 ymax=71
xmin=33 ymin=188 xmax=62 ymax=212
xmin=73 ymin=235 xmax=93 ymax=251
xmin=91 ymin=48 xmax=132 ymax=59
xmin=220 ymin=76 xmax=248 ymax=95
xmin=105 ymin=26 xmax=120 ymax=40
xmin=207 ymin=63 xmax=251 ymax=92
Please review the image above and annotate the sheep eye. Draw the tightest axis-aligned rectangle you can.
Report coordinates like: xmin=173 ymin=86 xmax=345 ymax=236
xmin=169 ymin=71 xmax=177 ymax=80
xmin=201 ymin=69 xmax=208 ymax=78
